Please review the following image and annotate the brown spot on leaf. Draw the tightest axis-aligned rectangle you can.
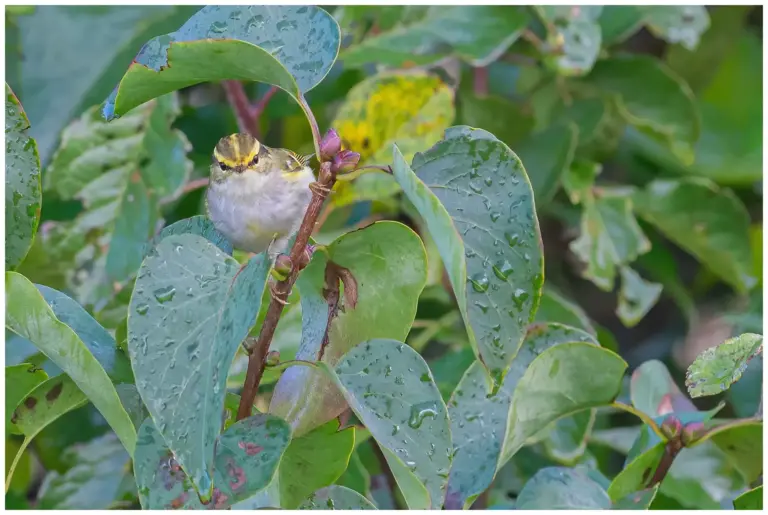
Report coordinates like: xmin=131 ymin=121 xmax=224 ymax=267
xmin=168 ymin=492 xmax=189 ymax=509
xmin=46 ymin=381 xmax=64 ymax=402
xmin=11 ymin=410 xmax=19 ymax=424
xmin=24 ymin=396 xmax=37 ymax=409
xmin=212 ymin=488 xmax=229 ymax=509
xmin=238 ymin=441 xmax=264 ymax=456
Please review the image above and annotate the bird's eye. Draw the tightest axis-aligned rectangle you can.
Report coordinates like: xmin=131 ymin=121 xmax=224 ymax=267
xmin=249 ymin=155 xmax=259 ymax=167
xmin=219 ymin=162 xmax=230 ymax=171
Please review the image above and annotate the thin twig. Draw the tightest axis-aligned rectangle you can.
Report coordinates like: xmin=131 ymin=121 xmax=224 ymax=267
xmin=251 ymin=86 xmax=278 ymax=118
xmin=236 ymin=161 xmax=336 ymax=421
xmin=647 ymin=439 xmax=683 ymax=487
xmin=222 ymin=80 xmax=260 ymax=138
xmin=179 ymin=177 xmax=209 ymax=195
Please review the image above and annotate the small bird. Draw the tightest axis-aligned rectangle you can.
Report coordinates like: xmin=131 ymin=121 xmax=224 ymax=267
xmin=205 ymin=133 xmax=314 ymax=260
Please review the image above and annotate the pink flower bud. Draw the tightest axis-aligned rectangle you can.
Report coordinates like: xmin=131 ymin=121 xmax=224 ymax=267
xmin=319 ymin=128 xmax=342 ymax=161
xmin=660 ymin=415 xmax=682 ymax=440
xmin=333 ymin=150 xmax=361 ymax=174
xmin=681 ymin=421 xmax=705 ymax=446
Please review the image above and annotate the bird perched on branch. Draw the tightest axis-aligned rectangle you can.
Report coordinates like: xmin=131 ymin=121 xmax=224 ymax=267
xmin=205 ymin=133 xmax=314 ymax=260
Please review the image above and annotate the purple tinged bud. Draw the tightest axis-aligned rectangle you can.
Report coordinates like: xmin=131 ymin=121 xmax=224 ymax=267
xmin=319 ymin=128 xmax=342 ymax=161
xmin=265 ymin=351 xmax=280 ymax=367
xmin=660 ymin=415 xmax=682 ymax=440
xmin=681 ymin=422 xmax=706 ymax=445
xmin=333 ymin=150 xmax=361 ymax=174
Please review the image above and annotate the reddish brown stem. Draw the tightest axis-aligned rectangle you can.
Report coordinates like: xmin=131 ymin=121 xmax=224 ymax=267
xmin=648 ymin=440 xmax=683 ymax=487
xmin=236 ymin=162 xmax=336 ymax=421
xmin=180 ymin=177 xmax=209 ymax=195
xmin=251 ymin=86 xmax=278 ymax=118
xmin=222 ymin=80 xmax=261 ymax=138
xmin=473 ymin=67 xmax=489 ymax=97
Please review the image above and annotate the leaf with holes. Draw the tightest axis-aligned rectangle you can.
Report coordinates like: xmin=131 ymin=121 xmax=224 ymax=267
xmin=445 ymin=323 xmax=600 ymax=509
xmin=279 ymin=420 xmax=355 ymax=509
xmin=393 ymin=127 xmax=544 ymax=385
xmin=133 ymin=414 xmax=291 ymax=509
xmin=634 ymin=179 xmax=755 ymax=293
xmin=516 ymin=467 xmax=612 ymax=509
xmin=5 ymin=273 xmax=136 ymax=453
xmin=128 ymin=234 xmax=270 ymax=501
xmin=270 ymin=222 xmax=427 ymax=437
xmin=300 ymin=485 xmax=377 ymax=510
xmin=316 ymin=339 xmax=452 ymax=510
xmin=644 ymin=6 xmax=710 ymax=50
xmin=686 ymin=333 xmax=763 ymax=398
xmin=570 ymin=194 xmax=650 ymax=291
xmin=5 ymin=83 xmax=42 ymax=270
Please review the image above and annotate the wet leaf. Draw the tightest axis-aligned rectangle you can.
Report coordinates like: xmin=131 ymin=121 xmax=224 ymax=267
xmin=36 ymin=284 xmax=133 ymax=384
xmin=634 ymin=178 xmax=755 ymax=293
xmin=515 ymin=123 xmax=578 ymax=205
xmin=134 ymin=414 xmax=291 ymax=509
xmin=612 ymin=485 xmax=659 ymax=509
xmin=279 ymin=420 xmax=355 ymax=509
xmin=606 ymin=441 xmax=665 ymax=502
xmin=644 ymin=6 xmax=710 ymax=50
xmin=734 ymin=485 xmax=763 ymax=510
xmin=570 ymin=193 xmax=650 ymax=291
xmin=332 ymin=72 xmax=454 ymax=207
xmin=103 ymin=5 xmax=340 ymax=130
xmin=299 ymin=485 xmax=377 ymax=510
xmin=148 ymin=215 xmax=233 ymax=257
xmin=616 ymin=266 xmax=662 ymax=327
xmin=317 ymin=339 xmax=452 ymax=510
xmin=393 ymin=126 xmax=544 ymax=385
xmin=516 ymin=467 xmax=611 ymax=509
xmin=5 ymin=272 xmax=136 ymax=453
xmin=270 ymin=222 xmax=427 ymax=436
xmin=588 ymin=55 xmax=699 ymax=164
xmin=342 ymin=6 xmax=529 ymax=68
xmin=631 ymin=359 xmax=695 ymax=418
xmin=5 ymin=83 xmax=41 ymax=270
xmin=37 ymin=433 xmax=130 ymax=509
xmin=445 ymin=323 xmax=601 ymax=509
xmin=5 ymin=363 xmax=48 ymax=435
xmin=128 ymin=234 xmax=270 ymax=500
xmin=686 ymin=333 xmax=763 ymax=398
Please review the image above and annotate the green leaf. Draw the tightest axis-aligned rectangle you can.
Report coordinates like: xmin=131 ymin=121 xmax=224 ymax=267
xmin=607 ymin=442 xmax=665 ymax=501
xmin=5 ymin=83 xmax=41 ymax=270
xmin=562 ymin=160 xmax=600 ymax=205
xmin=5 ymin=364 xmax=48 ymax=435
xmin=7 ymin=6 xmax=199 ymax=162
xmin=616 ymin=266 xmax=662 ymax=327
xmin=516 ymin=467 xmax=611 ymax=509
xmin=686 ymin=333 xmax=763 ymax=398
xmin=148 ymin=215 xmax=233 ymax=257
xmin=36 ymin=284 xmax=133 ymax=384
xmin=300 ymin=485 xmax=377 ymax=510
xmin=341 ymin=6 xmax=529 ymax=68
xmin=612 ymin=486 xmax=659 ymax=509
xmin=37 ymin=433 xmax=130 ymax=509
xmin=134 ymin=414 xmax=291 ymax=509
xmin=458 ymin=93 xmax=534 ymax=149
xmin=279 ymin=420 xmax=355 ymax=509
xmin=335 ymin=450 xmax=371 ymax=499
xmin=128 ymin=234 xmax=270 ymax=500
xmin=634 ymin=178 xmax=755 ymax=293
xmin=541 ymin=409 xmax=596 ymax=464
xmin=705 ymin=420 xmax=763 ymax=484
xmin=270 ymin=222 xmax=427 ymax=436
xmin=534 ymin=287 xmax=596 ymax=335
xmin=445 ymin=324 xmax=601 ymax=509
xmin=104 ymin=6 xmax=340 ymax=128
xmin=570 ymin=194 xmax=650 ymax=291
xmin=631 ymin=359 xmax=695 ymax=418
xmin=317 ymin=339 xmax=452 ymax=510
xmin=392 ymin=127 xmax=544 ymax=384
xmin=599 ymin=6 xmax=644 ymax=45
xmin=587 ymin=55 xmax=699 ymax=164
xmin=331 ymin=72 xmax=454 ymax=207
xmin=515 ymin=123 xmax=578 ymax=204
xmin=644 ymin=6 xmax=710 ymax=50
xmin=734 ymin=485 xmax=763 ymax=510
xmin=538 ymin=7 xmax=602 ymax=76
xmin=5 ymin=272 xmax=136 ymax=453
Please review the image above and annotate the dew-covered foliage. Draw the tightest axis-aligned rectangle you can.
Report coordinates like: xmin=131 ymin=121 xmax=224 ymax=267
xmin=5 ymin=4 xmax=763 ymax=511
